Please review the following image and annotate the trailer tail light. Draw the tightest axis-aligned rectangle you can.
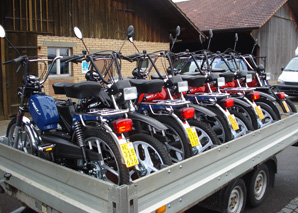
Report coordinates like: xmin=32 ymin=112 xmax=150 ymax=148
xmin=251 ymin=92 xmax=260 ymax=100
xmin=113 ymin=119 xmax=132 ymax=134
xmin=180 ymin=107 xmax=195 ymax=120
xmin=278 ymin=92 xmax=286 ymax=99
xmin=223 ymin=98 xmax=234 ymax=108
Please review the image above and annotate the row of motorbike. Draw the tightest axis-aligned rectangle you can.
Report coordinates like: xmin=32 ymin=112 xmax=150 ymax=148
xmin=1 ymin=24 xmax=296 ymax=185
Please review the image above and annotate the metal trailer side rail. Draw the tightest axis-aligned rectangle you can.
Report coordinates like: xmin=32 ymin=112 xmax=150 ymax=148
xmin=0 ymin=114 xmax=298 ymax=213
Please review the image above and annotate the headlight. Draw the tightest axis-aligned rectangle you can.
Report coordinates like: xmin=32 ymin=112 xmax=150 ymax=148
xmin=277 ymin=79 xmax=284 ymax=84
xmin=123 ymin=87 xmax=137 ymax=100
xmin=177 ymin=81 xmax=188 ymax=93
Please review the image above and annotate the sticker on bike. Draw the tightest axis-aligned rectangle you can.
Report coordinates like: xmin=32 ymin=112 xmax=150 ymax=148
xmin=186 ymin=127 xmax=200 ymax=147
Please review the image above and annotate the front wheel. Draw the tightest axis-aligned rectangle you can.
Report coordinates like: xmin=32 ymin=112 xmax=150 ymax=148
xmin=129 ymin=133 xmax=172 ymax=180
xmin=6 ymin=118 xmax=34 ymax=154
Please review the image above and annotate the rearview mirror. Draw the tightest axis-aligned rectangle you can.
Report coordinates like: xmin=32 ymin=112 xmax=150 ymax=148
xmin=209 ymin=29 xmax=213 ymax=39
xmin=175 ymin=26 xmax=180 ymax=37
xmin=74 ymin=27 xmax=83 ymax=39
xmin=0 ymin=25 xmax=6 ymax=38
xmin=127 ymin=25 xmax=134 ymax=42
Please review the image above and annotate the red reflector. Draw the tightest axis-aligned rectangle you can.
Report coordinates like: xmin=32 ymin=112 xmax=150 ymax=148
xmin=251 ymin=92 xmax=260 ymax=100
xmin=223 ymin=98 xmax=234 ymax=108
xmin=180 ymin=107 xmax=195 ymax=120
xmin=113 ymin=119 xmax=132 ymax=134
xmin=278 ymin=92 xmax=286 ymax=99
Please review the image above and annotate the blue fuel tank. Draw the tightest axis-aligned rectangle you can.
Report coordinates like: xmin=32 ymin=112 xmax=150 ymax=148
xmin=29 ymin=95 xmax=59 ymax=130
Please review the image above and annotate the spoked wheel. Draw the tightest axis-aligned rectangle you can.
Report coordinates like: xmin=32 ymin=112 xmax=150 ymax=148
xmin=229 ymin=110 xmax=254 ymax=138
xmin=224 ymin=179 xmax=247 ymax=213
xmin=247 ymin=164 xmax=269 ymax=207
xmin=83 ymin=128 xmax=129 ymax=185
xmin=188 ymin=119 xmax=220 ymax=153
xmin=6 ymin=118 xmax=34 ymax=154
xmin=154 ymin=116 xmax=192 ymax=162
xmin=129 ymin=133 xmax=172 ymax=180
xmin=256 ymin=102 xmax=279 ymax=128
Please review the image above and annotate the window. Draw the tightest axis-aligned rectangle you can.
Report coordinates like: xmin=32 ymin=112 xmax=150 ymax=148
xmin=48 ymin=47 xmax=71 ymax=75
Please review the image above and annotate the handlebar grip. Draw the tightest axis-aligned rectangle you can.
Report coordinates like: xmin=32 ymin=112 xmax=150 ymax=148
xmin=3 ymin=55 xmax=28 ymax=65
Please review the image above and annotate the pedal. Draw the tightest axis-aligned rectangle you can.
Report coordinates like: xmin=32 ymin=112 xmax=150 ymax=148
xmin=38 ymin=144 xmax=55 ymax=152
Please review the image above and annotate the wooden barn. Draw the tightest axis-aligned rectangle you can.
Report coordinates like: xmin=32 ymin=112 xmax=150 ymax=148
xmin=0 ymin=0 xmax=203 ymax=120
xmin=175 ymin=0 xmax=298 ymax=81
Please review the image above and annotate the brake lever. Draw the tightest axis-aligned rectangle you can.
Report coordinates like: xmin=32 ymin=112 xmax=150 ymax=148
xmin=16 ymin=64 xmax=22 ymax=73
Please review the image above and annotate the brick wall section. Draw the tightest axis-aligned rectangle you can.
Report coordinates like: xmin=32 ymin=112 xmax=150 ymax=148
xmin=37 ymin=35 xmax=169 ymax=99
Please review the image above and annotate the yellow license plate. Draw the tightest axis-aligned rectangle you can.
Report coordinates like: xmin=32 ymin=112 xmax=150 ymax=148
xmin=255 ymin=106 xmax=265 ymax=120
xmin=187 ymin=127 xmax=200 ymax=147
xmin=120 ymin=142 xmax=139 ymax=168
xmin=282 ymin=100 xmax=290 ymax=113
xmin=228 ymin=114 xmax=239 ymax=130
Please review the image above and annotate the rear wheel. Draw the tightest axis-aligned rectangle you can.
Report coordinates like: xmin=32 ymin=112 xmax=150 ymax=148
xmin=285 ymin=99 xmax=297 ymax=113
xmin=83 ymin=128 xmax=129 ymax=185
xmin=129 ymin=133 xmax=172 ymax=180
xmin=197 ymin=106 xmax=233 ymax=143
xmin=231 ymin=102 xmax=259 ymax=130
xmin=188 ymin=119 xmax=221 ymax=154
xmin=154 ymin=116 xmax=192 ymax=162
xmin=256 ymin=102 xmax=279 ymax=128
xmin=229 ymin=110 xmax=254 ymax=138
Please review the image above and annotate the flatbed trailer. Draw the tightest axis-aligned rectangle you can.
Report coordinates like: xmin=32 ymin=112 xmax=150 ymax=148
xmin=0 ymin=114 xmax=298 ymax=213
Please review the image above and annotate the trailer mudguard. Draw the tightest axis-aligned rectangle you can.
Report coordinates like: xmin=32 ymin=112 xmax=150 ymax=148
xmin=127 ymin=111 xmax=168 ymax=131
xmin=189 ymin=103 xmax=217 ymax=117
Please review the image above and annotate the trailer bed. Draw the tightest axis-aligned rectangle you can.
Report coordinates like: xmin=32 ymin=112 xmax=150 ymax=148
xmin=1 ymin=114 xmax=298 ymax=213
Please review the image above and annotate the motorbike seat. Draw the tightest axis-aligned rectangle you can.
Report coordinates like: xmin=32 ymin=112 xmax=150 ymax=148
xmin=129 ymin=79 xmax=164 ymax=93
xmin=179 ymin=74 xmax=206 ymax=87
xmin=52 ymin=82 xmax=75 ymax=95
xmin=64 ymin=81 xmax=103 ymax=99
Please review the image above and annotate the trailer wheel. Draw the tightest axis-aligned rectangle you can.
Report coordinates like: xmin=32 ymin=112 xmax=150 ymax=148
xmin=224 ymin=178 xmax=247 ymax=213
xmin=247 ymin=164 xmax=269 ymax=207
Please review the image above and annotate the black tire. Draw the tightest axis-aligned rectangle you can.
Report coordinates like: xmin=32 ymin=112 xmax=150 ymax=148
xmin=256 ymin=102 xmax=279 ymax=128
xmin=6 ymin=118 xmax=34 ymax=154
xmin=83 ymin=128 xmax=130 ymax=185
xmin=285 ymin=99 xmax=297 ymax=113
xmin=229 ymin=110 xmax=254 ymax=138
xmin=197 ymin=106 xmax=233 ymax=143
xmin=223 ymin=178 xmax=247 ymax=213
xmin=129 ymin=133 xmax=172 ymax=180
xmin=154 ymin=116 xmax=193 ymax=162
xmin=231 ymin=102 xmax=259 ymax=130
xmin=247 ymin=164 xmax=269 ymax=207
xmin=188 ymin=119 xmax=221 ymax=153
